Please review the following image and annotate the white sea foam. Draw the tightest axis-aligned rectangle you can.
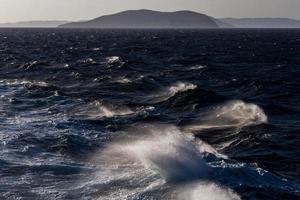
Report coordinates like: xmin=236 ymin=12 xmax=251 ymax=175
xmin=111 ymin=125 xmax=208 ymax=182
xmin=85 ymin=124 xmax=238 ymax=199
xmin=114 ymin=77 xmax=132 ymax=84
xmin=0 ymin=79 xmax=48 ymax=87
xmin=169 ymin=82 xmax=197 ymax=95
xmin=193 ymin=138 xmax=228 ymax=159
xmin=73 ymin=100 xmax=134 ymax=119
xmin=92 ymin=47 xmax=102 ymax=51
xmin=80 ymin=58 xmax=96 ymax=64
xmin=189 ymin=65 xmax=207 ymax=70
xmin=106 ymin=56 xmax=122 ymax=65
xmin=0 ymin=79 xmax=30 ymax=86
xmin=150 ymin=82 xmax=197 ymax=103
xmin=91 ymin=125 xmax=209 ymax=181
xmin=184 ymin=100 xmax=268 ymax=131
xmin=175 ymin=182 xmax=241 ymax=200
xmin=91 ymin=124 xmax=230 ymax=183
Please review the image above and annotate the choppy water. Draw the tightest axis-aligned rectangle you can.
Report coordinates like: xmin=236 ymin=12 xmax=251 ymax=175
xmin=0 ymin=29 xmax=300 ymax=200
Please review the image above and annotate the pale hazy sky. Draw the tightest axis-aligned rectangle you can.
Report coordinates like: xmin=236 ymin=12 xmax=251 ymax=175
xmin=1 ymin=0 xmax=300 ymax=23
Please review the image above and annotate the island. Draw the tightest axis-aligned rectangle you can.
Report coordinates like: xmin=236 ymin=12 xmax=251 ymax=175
xmin=59 ymin=9 xmax=219 ymax=29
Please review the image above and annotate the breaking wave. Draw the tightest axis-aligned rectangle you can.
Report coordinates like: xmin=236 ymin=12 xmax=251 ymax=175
xmin=184 ymin=100 xmax=268 ymax=131
xmin=105 ymin=125 xmax=208 ymax=182
xmin=72 ymin=100 xmax=134 ymax=119
xmin=106 ymin=56 xmax=122 ymax=64
xmin=169 ymin=82 xmax=198 ymax=95
xmin=150 ymin=82 xmax=198 ymax=103
xmin=85 ymin=124 xmax=240 ymax=199
xmin=105 ymin=56 xmax=125 ymax=67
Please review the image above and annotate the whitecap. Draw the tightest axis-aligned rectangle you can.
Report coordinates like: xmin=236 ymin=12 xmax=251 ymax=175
xmin=80 ymin=58 xmax=96 ymax=64
xmin=73 ymin=100 xmax=134 ymax=119
xmin=0 ymin=79 xmax=48 ymax=87
xmin=169 ymin=82 xmax=198 ymax=95
xmin=184 ymin=100 xmax=268 ymax=132
xmin=83 ymin=124 xmax=236 ymax=199
xmin=106 ymin=56 xmax=122 ymax=65
xmin=150 ymin=82 xmax=197 ymax=103
xmin=189 ymin=65 xmax=207 ymax=70
xmin=92 ymin=47 xmax=102 ymax=51
xmin=114 ymin=77 xmax=132 ymax=84
xmin=0 ymin=79 xmax=30 ymax=86
xmin=90 ymin=124 xmax=228 ymax=183
xmin=113 ymin=125 xmax=208 ymax=182
xmin=174 ymin=182 xmax=241 ymax=200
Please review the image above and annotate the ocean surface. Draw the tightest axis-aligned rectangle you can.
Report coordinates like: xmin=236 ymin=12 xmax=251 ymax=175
xmin=0 ymin=29 xmax=299 ymax=200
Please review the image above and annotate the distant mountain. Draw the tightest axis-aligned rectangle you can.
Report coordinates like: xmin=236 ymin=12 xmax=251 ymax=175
xmin=59 ymin=10 xmax=219 ymax=29
xmin=0 ymin=21 xmax=69 ymax=28
xmin=220 ymin=18 xmax=300 ymax=28
xmin=2 ymin=12 xmax=300 ymax=29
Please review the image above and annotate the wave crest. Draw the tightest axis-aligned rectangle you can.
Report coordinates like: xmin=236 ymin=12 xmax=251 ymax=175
xmin=102 ymin=125 xmax=208 ymax=182
xmin=185 ymin=100 xmax=268 ymax=131
xmin=169 ymin=82 xmax=198 ymax=95
xmin=72 ymin=100 xmax=134 ymax=119
xmin=85 ymin=124 xmax=240 ymax=199
xmin=150 ymin=82 xmax=198 ymax=103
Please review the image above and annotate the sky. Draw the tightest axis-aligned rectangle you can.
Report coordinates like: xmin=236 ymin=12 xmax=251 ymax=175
xmin=1 ymin=0 xmax=300 ymax=23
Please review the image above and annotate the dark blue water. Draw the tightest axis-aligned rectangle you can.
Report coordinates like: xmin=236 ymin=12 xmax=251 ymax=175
xmin=0 ymin=29 xmax=299 ymax=200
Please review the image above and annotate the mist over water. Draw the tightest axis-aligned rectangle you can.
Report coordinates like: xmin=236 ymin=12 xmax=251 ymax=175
xmin=0 ymin=29 xmax=299 ymax=199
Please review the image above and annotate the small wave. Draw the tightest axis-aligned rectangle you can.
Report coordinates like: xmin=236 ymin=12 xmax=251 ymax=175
xmin=114 ymin=77 xmax=132 ymax=84
xmin=93 ymin=75 xmax=112 ymax=82
xmin=24 ymin=81 xmax=50 ymax=88
xmin=105 ymin=56 xmax=126 ymax=69
xmin=0 ymin=79 xmax=30 ymax=86
xmin=19 ymin=61 xmax=39 ymax=70
xmin=72 ymin=100 xmax=134 ymax=119
xmin=92 ymin=47 xmax=102 ymax=51
xmin=0 ymin=79 xmax=48 ymax=87
xmin=79 ymin=58 xmax=96 ymax=64
xmin=106 ymin=56 xmax=123 ymax=65
xmin=150 ymin=82 xmax=198 ymax=103
xmin=169 ymin=82 xmax=198 ymax=95
xmin=189 ymin=65 xmax=207 ymax=70
xmin=184 ymin=100 xmax=268 ymax=131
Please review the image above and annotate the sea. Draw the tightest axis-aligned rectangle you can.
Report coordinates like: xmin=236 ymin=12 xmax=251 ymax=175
xmin=0 ymin=28 xmax=299 ymax=200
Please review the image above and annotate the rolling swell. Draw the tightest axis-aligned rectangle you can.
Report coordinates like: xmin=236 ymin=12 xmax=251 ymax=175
xmin=0 ymin=29 xmax=300 ymax=200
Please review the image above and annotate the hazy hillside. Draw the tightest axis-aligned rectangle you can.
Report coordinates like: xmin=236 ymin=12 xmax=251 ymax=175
xmin=0 ymin=21 xmax=69 ymax=28
xmin=220 ymin=18 xmax=300 ymax=28
xmin=60 ymin=10 xmax=219 ymax=29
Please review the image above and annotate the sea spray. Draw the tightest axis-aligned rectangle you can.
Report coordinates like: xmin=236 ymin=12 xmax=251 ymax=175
xmin=150 ymin=82 xmax=198 ymax=103
xmin=97 ymin=124 xmax=208 ymax=182
xmin=174 ymin=182 xmax=241 ymax=200
xmin=184 ymin=100 xmax=268 ymax=131
xmin=87 ymin=124 xmax=239 ymax=199
xmin=72 ymin=100 xmax=134 ymax=119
